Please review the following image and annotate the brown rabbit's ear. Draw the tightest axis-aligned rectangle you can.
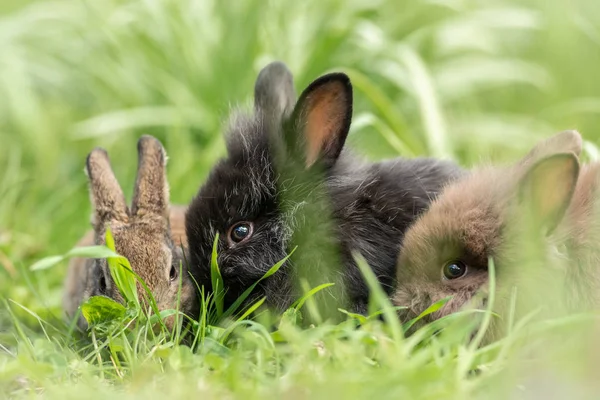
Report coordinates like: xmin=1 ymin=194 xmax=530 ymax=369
xmin=518 ymin=152 xmax=580 ymax=234
xmin=86 ymin=148 xmax=129 ymax=224
xmin=288 ymin=72 xmax=353 ymax=169
xmin=254 ymin=61 xmax=296 ymax=123
xmin=519 ymin=130 xmax=583 ymax=167
xmin=131 ymin=135 xmax=169 ymax=218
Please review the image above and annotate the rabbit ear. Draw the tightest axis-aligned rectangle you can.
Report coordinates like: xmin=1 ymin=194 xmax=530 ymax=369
xmin=518 ymin=152 xmax=580 ymax=234
xmin=288 ymin=72 xmax=353 ymax=168
xmin=519 ymin=130 xmax=582 ymax=167
xmin=86 ymin=148 xmax=129 ymax=224
xmin=254 ymin=61 xmax=296 ymax=122
xmin=131 ymin=135 xmax=169 ymax=218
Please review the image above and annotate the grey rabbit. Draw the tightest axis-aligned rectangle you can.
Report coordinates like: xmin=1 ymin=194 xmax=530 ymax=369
xmin=63 ymin=135 xmax=197 ymax=330
xmin=185 ymin=61 xmax=464 ymax=317
xmin=392 ymin=130 xmax=600 ymax=340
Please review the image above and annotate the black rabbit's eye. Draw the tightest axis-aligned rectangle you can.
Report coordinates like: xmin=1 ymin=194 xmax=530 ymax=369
xmin=227 ymin=221 xmax=254 ymax=245
xmin=443 ymin=260 xmax=468 ymax=280
xmin=169 ymin=265 xmax=178 ymax=282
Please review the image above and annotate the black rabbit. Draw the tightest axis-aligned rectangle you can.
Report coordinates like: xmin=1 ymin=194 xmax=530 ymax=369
xmin=185 ymin=61 xmax=463 ymax=317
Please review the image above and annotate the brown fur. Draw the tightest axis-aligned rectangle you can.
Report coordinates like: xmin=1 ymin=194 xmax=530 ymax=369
xmin=63 ymin=136 xmax=197 ymax=331
xmin=392 ymin=130 xmax=600 ymax=339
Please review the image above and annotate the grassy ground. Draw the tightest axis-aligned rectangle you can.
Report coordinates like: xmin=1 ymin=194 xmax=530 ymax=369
xmin=2 ymin=0 xmax=600 ymax=398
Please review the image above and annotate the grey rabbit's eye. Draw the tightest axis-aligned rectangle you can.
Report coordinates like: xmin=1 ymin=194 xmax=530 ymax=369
xmin=227 ymin=221 xmax=254 ymax=245
xmin=442 ymin=260 xmax=467 ymax=280
xmin=169 ymin=264 xmax=178 ymax=282
xmin=99 ymin=274 xmax=107 ymax=294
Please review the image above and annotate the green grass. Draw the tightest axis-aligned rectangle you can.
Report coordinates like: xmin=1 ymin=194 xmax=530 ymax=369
xmin=2 ymin=0 xmax=600 ymax=398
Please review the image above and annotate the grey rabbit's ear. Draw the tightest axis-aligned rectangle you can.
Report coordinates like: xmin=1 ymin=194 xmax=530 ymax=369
xmin=519 ymin=130 xmax=583 ymax=167
xmin=86 ymin=148 xmax=129 ymax=224
xmin=518 ymin=152 xmax=579 ymax=234
xmin=254 ymin=61 xmax=296 ymax=123
xmin=131 ymin=135 xmax=169 ymax=218
xmin=287 ymin=72 xmax=353 ymax=169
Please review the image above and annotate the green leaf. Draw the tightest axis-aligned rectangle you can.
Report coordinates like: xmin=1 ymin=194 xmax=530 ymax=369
xmin=104 ymin=227 xmax=139 ymax=307
xmin=30 ymin=244 xmax=120 ymax=271
xmin=402 ymin=296 xmax=452 ymax=332
xmin=66 ymin=245 xmax=119 ymax=259
xmin=30 ymin=255 xmax=64 ymax=271
xmin=81 ymin=296 xmax=127 ymax=326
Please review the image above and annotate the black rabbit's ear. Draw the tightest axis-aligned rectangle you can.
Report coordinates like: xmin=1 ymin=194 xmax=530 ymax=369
xmin=131 ymin=135 xmax=169 ymax=219
xmin=288 ymin=73 xmax=352 ymax=169
xmin=254 ymin=61 xmax=296 ymax=123
xmin=518 ymin=152 xmax=579 ymax=234
xmin=86 ymin=148 xmax=129 ymax=224
xmin=519 ymin=130 xmax=582 ymax=167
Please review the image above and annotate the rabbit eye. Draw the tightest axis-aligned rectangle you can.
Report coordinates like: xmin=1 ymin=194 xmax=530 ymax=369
xmin=443 ymin=260 xmax=467 ymax=280
xmin=99 ymin=275 xmax=107 ymax=294
xmin=227 ymin=221 xmax=254 ymax=245
xmin=169 ymin=265 xmax=178 ymax=282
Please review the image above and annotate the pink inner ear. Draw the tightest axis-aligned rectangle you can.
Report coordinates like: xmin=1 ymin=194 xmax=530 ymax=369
xmin=304 ymin=83 xmax=347 ymax=167
xmin=527 ymin=155 xmax=578 ymax=224
xmin=534 ymin=158 xmax=577 ymax=217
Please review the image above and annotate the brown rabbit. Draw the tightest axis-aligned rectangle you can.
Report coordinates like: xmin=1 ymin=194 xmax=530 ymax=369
xmin=63 ymin=135 xmax=197 ymax=331
xmin=392 ymin=130 xmax=600 ymax=339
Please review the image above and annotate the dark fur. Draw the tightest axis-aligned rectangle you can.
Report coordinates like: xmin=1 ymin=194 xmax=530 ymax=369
xmin=185 ymin=62 xmax=463 ymax=316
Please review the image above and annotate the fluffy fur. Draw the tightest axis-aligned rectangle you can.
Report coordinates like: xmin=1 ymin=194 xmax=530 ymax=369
xmin=392 ymin=130 xmax=600 ymax=339
xmin=185 ymin=61 xmax=463 ymax=316
xmin=63 ymin=136 xmax=197 ymax=330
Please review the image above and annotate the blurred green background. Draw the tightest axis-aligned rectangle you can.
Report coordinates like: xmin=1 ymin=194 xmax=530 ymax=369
xmin=0 ymin=0 xmax=599 ymax=321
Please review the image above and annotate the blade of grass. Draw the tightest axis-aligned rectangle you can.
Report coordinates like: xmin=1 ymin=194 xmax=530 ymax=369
xmin=291 ymin=283 xmax=335 ymax=311
xmin=402 ymin=296 xmax=452 ymax=332
xmin=353 ymin=252 xmax=404 ymax=348
xmin=396 ymin=44 xmax=452 ymax=159
xmin=469 ymin=257 xmax=497 ymax=351
xmin=29 ymin=245 xmax=118 ymax=271
xmin=236 ymin=297 xmax=267 ymax=322
xmin=210 ymin=233 xmax=224 ymax=317
xmin=456 ymin=257 xmax=497 ymax=380
xmin=344 ymin=67 xmax=421 ymax=154
xmin=4 ymin=299 xmax=35 ymax=359
xmin=221 ymin=247 xmax=297 ymax=320
xmin=8 ymin=299 xmax=58 ymax=340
